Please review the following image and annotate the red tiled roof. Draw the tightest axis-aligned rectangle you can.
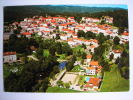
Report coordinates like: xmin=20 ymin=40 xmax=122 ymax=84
xmin=62 ymin=28 xmax=70 ymax=31
xmin=90 ymin=45 xmax=95 ymax=48
xmin=4 ymin=52 xmax=16 ymax=56
xmin=67 ymin=22 xmax=75 ymax=24
xmin=69 ymin=17 xmax=74 ymax=19
xmin=43 ymin=31 xmax=50 ymax=33
xmin=51 ymin=20 xmax=56 ymax=23
xmin=87 ymin=67 xmax=95 ymax=70
xmin=92 ymin=39 xmax=98 ymax=43
xmin=60 ymin=34 xmax=67 ymax=36
xmin=60 ymin=24 xmax=67 ymax=26
xmin=97 ymin=66 xmax=102 ymax=69
xmin=90 ymin=61 xmax=99 ymax=66
xmin=67 ymin=39 xmax=73 ymax=42
xmin=89 ymin=78 xmax=101 ymax=86
xmin=68 ymin=30 xmax=74 ymax=34
xmin=86 ymin=55 xmax=92 ymax=59
xmin=122 ymin=32 xmax=129 ymax=36
xmin=113 ymin=50 xmax=122 ymax=53
xmin=22 ymin=32 xmax=32 ymax=35
xmin=84 ymin=78 xmax=101 ymax=88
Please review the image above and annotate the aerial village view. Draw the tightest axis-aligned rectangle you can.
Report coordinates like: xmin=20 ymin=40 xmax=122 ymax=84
xmin=3 ymin=5 xmax=129 ymax=92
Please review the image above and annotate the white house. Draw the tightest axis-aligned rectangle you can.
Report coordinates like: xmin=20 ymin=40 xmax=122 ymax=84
xmin=21 ymin=32 xmax=32 ymax=38
xmin=67 ymin=39 xmax=76 ymax=47
xmin=84 ymin=78 xmax=101 ymax=91
xmin=120 ymin=32 xmax=129 ymax=43
xmin=86 ymin=54 xmax=92 ymax=63
xmin=111 ymin=50 xmax=122 ymax=59
xmin=3 ymin=52 xmax=17 ymax=63
xmin=86 ymin=67 xmax=96 ymax=75
xmin=60 ymin=34 xmax=68 ymax=40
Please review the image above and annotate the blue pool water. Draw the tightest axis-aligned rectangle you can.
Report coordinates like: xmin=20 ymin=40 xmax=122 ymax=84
xmin=85 ymin=77 xmax=90 ymax=82
xmin=59 ymin=62 xmax=67 ymax=70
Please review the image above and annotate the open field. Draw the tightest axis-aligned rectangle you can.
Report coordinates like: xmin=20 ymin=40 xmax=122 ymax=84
xmin=100 ymin=65 xmax=129 ymax=92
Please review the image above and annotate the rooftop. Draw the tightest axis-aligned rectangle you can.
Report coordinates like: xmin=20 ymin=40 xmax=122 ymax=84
xmin=4 ymin=52 xmax=16 ymax=56
xmin=90 ymin=61 xmax=99 ymax=66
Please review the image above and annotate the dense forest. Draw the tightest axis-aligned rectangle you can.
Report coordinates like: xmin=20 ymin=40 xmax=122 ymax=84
xmin=4 ymin=36 xmax=73 ymax=92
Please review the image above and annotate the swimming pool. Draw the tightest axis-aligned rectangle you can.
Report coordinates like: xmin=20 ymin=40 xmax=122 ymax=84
xmin=59 ymin=61 xmax=67 ymax=70
xmin=85 ymin=77 xmax=90 ymax=82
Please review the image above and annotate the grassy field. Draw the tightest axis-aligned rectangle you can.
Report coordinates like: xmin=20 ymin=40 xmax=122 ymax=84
xmin=46 ymin=87 xmax=80 ymax=93
xmin=100 ymin=64 xmax=129 ymax=92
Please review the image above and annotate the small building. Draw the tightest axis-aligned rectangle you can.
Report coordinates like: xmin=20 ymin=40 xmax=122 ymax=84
xmin=60 ymin=34 xmax=68 ymax=40
xmin=90 ymin=61 xmax=99 ymax=67
xmin=3 ymin=52 xmax=17 ymax=63
xmin=86 ymin=67 xmax=96 ymax=75
xmin=21 ymin=32 xmax=32 ymax=38
xmin=120 ymin=32 xmax=129 ymax=43
xmin=111 ymin=50 xmax=122 ymax=59
xmin=86 ymin=54 xmax=92 ymax=63
xmin=84 ymin=78 xmax=101 ymax=91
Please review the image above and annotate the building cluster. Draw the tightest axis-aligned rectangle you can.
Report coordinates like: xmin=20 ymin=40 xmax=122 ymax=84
xmin=84 ymin=77 xmax=101 ymax=91
xmin=101 ymin=16 xmax=113 ymax=23
xmin=4 ymin=15 xmax=128 ymax=45
xmin=83 ymin=54 xmax=102 ymax=76
xmin=3 ymin=15 xmax=129 ymax=92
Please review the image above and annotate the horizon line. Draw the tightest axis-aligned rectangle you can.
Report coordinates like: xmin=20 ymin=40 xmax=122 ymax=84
xmin=46 ymin=4 xmax=128 ymax=9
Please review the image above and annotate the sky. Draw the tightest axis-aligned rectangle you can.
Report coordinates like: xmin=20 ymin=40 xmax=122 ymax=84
xmin=52 ymin=4 xmax=128 ymax=9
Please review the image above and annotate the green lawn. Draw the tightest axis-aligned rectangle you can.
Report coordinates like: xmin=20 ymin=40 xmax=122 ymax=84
xmin=100 ymin=64 xmax=129 ymax=92
xmin=46 ymin=86 xmax=80 ymax=93
xmin=71 ymin=65 xmax=81 ymax=72
xmin=43 ymin=49 xmax=50 ymax=57
xmin=73 ymin=45 xmax=85 ymax=54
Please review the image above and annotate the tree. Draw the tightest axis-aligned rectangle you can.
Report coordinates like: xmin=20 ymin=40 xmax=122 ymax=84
xmin=109 ymin=53 xmax=114 ymax=61
xmin=55 ymin=34 xmax=60 ymax=40
xmin=118 ymin=27 xmax=124 ymax=35
xmin=61 ymin=42 xmax=72 ymax=56
xmin=57 ymin=80 xmax=64 ymax=87
xmin=53 ymin=65 xmax=60 ymax=74
xmin=100 ymin=20 xmax=106 ymax=24
xmin=115 ymin=57 xmax=120 ymax=64
xmin=77 ymin=30 xmax=85 ymax=37
xmin=96 ymin=33 xmax=105 ymax=44
xmin=49 ymin=72 xmax=55 ymax=79
xmin=13 ymin=29 xmax=20 ymax=34
xmin=82 ymin=43 xmax=86 ymax=49
xmin=66 ymin=55 xmax=76 ymax=71
xmin=17 ymin=71 xmax=35 ymax=92
xmin=74 ymin=16 xmax=82 ymax=23
xmin=64 ymin=83 xmax=70 ymax=88
xmin=101 ymin=60 xmax=110 ymax=71
xmin=113 ymin=36 xmax=120 ymax=45
xmin=85 ymin=31 xmax=96 ymax=39
xmin=121 ymin=66 xmax=129 ymax=79
xmin=82 ymin=52 xmax=87 ymax=59
xmin=39 ymin=77 xmax=49 ymax=92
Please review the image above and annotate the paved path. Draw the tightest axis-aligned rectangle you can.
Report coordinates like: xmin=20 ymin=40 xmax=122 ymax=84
xmin=28 ymin=55 xmax=39 ymax=61
xmin=50 ymin=69 xmax=66 ymax=86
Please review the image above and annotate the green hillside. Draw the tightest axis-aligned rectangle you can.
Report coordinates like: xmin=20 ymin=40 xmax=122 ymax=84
xmin=100 ymin=65 xmax=129 ymax=92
